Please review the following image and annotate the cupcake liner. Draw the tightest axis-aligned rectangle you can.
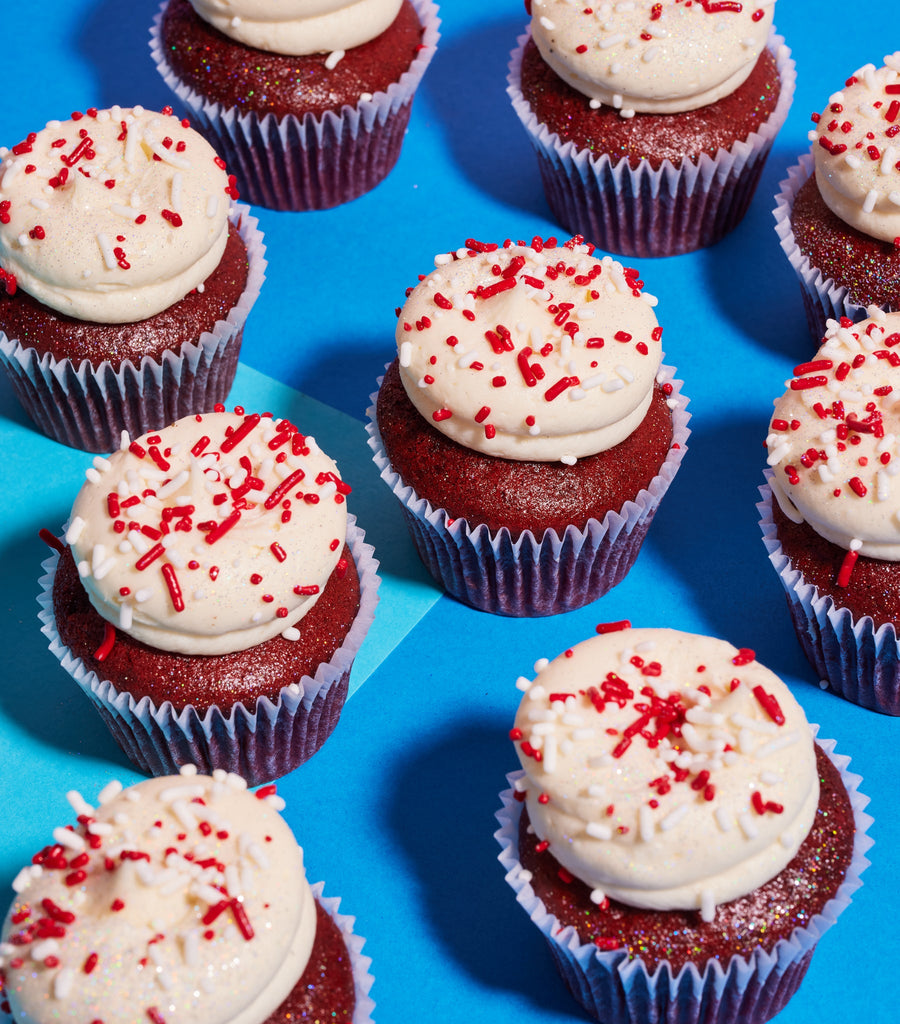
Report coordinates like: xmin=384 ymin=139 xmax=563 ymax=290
xmin=772 ymin=154 xmax=894 ymax=344
xmin=150 ymin=0 xmax=440 ymax=211
xmin=312 ymin=880 xmax=376 ymax=1024
xmin=366 ymin=363 xmax=690 ymax=616
xmin=508 ymin=29 xmax=795 ymax=258
xmin=758 ymin=475 xmax=900 ymax=715
xmin=37 ymin=516 xmax=380 ymax=786
xmin=495 ymin=738 xmax=872 ymax=1024
xmin=0 ymin=204 xmax=266 ymax=453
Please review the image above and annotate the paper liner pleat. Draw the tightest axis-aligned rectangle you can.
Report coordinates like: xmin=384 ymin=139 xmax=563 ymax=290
xmin=758 ymin=475 xmax=900 ymax=714
xmin=508 ymin=30 xmax=795 ymax=258
xmin=366 ymin=362 xmax=690 ymax=616
xmin=772 ymin=155 xmax=898 ymax=343
xmin=37 ymin=516 xmax=380 ymax=786
xmin=0 ymin=204 xmax=266 ymax=452
xmin=495 ymin=742 xmax=871 ymax=1024
xmin=150 ymin=0 xmax=440 ymax=211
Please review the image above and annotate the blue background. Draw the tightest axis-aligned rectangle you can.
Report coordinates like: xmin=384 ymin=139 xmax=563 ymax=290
xmin=0 ymin=2 xmax=895 ymax=1021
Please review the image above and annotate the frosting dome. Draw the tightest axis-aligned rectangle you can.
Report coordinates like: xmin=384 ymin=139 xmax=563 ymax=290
xmin=512 ymin=626 xmax=818 ymax=916
xmin=767 ymin=310 xmax=900 ymax=560
xmin=396 ymin=236 xmax=663 ymax=462
xmin=811 ymin=51 xmax=900 ymax=242
xmin=0 ymin=770 xmax=316 ymax=1024
xmin=529 ymin=0 xmax=775 ymax=115
xmin=66 ymin=410 xmax=349 ymax=656
xmin=188 ymin=0 xmax=403 ymax=54
xmin=0 ymin=106 xmax=234 ymax=323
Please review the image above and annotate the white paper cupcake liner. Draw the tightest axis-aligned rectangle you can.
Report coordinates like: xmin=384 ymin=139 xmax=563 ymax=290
xmin=508 ymin=29 xmax=795 ymax=258
xmin=495 ymin=740 xmax=871 ymax=1024
xmin=37 ymin=516 xmax=380 ymax=786
xmin=0 ymin=203 xmax=266 ymax=453
xmin=758 ymin=475 xmax=900 ymax=715
xmin=312 ymin=880 xmax=376 ymax=1024
xmin=366 ymin=362 xmax=690 ymax=616
xmin=150 ymin=0 xmax=440 ymax=210
xmin=772 ymin=154 xmax=897 ymax=344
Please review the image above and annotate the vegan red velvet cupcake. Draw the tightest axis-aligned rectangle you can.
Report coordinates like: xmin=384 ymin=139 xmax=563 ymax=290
xmin=0 ymin=767 xmax=374 ymax=1024
xmin=508 ymin=0 xmax=794 ymax=257
xmin=0 ymin=105 xmax=265 ymax=452
xmin=775 ymin=52 xmax=900 ymax=342
xmin=496 ymin=625 xmax=871 ymax=1024
xmin=151 ymin=0 xmax=440 ymax=210
xmin=38 ymin=407 xmax=379 ymax=785
xmin=761 ymin=309 xmax=900 ymax=714
xmin=368 ymin=234 xmax=689 ymax=616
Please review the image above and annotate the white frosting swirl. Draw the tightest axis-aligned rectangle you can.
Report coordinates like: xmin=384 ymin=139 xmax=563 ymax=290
xmin=0 ymin=770 xmax=316 ymax=1024
xmin=189 ymin=0 xmax=403 ymax=54
xmin=66 ymin=410 xmax=349 ymax=656
xmin=767 ymin=310 xmax=900 ymax=560
xmin=513 ymin=627 xmax=818 ymax=915
xmin=811 ymin=51 xmax=900 ymax=242
xmin=0 ymin=106 xmax=232 ymax=324
xmin=396 ymin=238 xmax=663 ymax=462
xmin=530 ymin=0 xmax=775 ymax=115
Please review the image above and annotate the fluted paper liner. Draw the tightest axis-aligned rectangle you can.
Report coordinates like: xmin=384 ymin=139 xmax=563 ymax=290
xmin=38 ymin=516 xmax=380 ymax=786
xmin=495 ymin=744 xmax=871 ymax=1024
xmin=772 ymin=154 xmax=897 ymax=344
xmin=150 ymin=0 xmax=440 ymax=210
xmin=508 ymin=29 xmax=795 ymax=258
xmin=759 ymin=475 xmax=900 ymax=715
xmin=312 ymin=881 xmax=376 ymax=1024
xmin=0 ymin=203 xmax=266 ymax=453
xmin=366 ymin=363 xmax=690 ymax=616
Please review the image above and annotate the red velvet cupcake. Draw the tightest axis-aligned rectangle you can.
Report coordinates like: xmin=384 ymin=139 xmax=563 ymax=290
xmin=151 ymin=0 xmax=440 ymax=210
xmin=508 ymin=1 xmax=794 ymax=257
xmin=368 ymin=234 xmax=689 ymax=615
xmin=496 ymin=626 xmax=871 ymax=1024
xmin=775 ymin=52 xmax=900 ymax=342
xmin=0 ymin=106 xmax=265 ymax=452
xmin=38 ymin=408 xmax=379 ymax=785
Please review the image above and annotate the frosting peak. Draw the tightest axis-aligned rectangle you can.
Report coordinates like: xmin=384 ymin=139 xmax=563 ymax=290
xmin=512 ymin=627 xmax=818 ymax=916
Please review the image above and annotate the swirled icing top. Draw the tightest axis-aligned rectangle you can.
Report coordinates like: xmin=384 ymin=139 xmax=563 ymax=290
xmin=65 ymin=409 xmax=350 ymax=656
xmin=0 ymin=769 xmax=316 ymax=1024
xmin=767 ymin=309 xmax=900 ymax=561
xmin=511 ymin=626 xmax=818 ymax=916
xmin=188 ymin=0 xmax=403 ymax=54
xmin=529 ymin=0 xmax=775 ymax=115
xmin=811 ymin=52 xmax=900 ymax=242
xmin=395 ymin=236 xmax=663 ymax=462
xmin=0 ymin=106 xmax=235 ymax=324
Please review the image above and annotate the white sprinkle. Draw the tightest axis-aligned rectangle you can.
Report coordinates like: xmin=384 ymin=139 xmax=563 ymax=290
xmin=738 ymin=812 xmax=759 ymax=839
xmin=98 ymin=780 xmax=124 ymax=804
xmin=700 ymin=890 xmax=716 ymax=923
xmin=586 ymin=821 xmax=612 ymax=840
xmin=54 ymin=967 xmax=76 ymax=1000
xmin=65 ymin=517 xmax=86 ymax=545
xmin=714 ymin=807 xmax=733 ymax=832
xmin=324 ymin=49 xmax=345 ymax=70
xmin=52 ymin=827 xmax=86 ymax=852
xmin=660 ymin=804 xmax=689 ymax=831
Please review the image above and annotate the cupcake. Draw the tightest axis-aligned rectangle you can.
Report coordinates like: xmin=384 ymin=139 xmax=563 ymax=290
xmin=0 ymin=767 xmax=375 ymax=1023
xmin=496 ymin=624 xmax=871 ymax=1024
xmin=508 ymin=1 xmax=795 ymax=258
xmin=38 ymin=407 xmax=379 ymax=785
xmin=151 ymin=0 xmax=440 ymax=210
xmin=367 ymin=234 xmax=689 ymax=616
xmin=761 ymin=308 xmax=900 ymax=714
xmin=774 ymin=51 xmax=900 ymax=342
xmin=0 ymin=105 xmax=265 ymax=453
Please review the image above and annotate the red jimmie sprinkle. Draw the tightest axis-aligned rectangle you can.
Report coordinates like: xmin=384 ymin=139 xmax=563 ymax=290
xmin=752 ymin=685 xmax=785 ymax=725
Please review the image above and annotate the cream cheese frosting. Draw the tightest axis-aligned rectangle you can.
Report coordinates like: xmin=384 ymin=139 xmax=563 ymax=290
xmin=529 ymin=0 xmax=775 ymax=115
xmin=0 ymin=106 xmax=233 ymax=324
xmin=811 ymin=51 xmax=900 ymax=242
xmin=767 ymin=309 xmax=900 ymax=560
xmin=512 ymin=626 xmax=819 ymax=917
xmin=65 ymin=409 xmax=349 ymax=656
xmin=188 ymin=0 xmax=403 ymax=54
xmin=396 ymin=236 xmax=663 ymax=462
xmin=0 ymin=768 xmax=316 ymax=1024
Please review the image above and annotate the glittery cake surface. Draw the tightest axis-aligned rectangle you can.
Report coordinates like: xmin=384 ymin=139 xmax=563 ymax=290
xmin=160 ymin=0 xmax=424 ymax=119
xmin=519 ymin=37 xmax=781 ymax=171
xmin=517 ymin=744 xmax=855 ymax=971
